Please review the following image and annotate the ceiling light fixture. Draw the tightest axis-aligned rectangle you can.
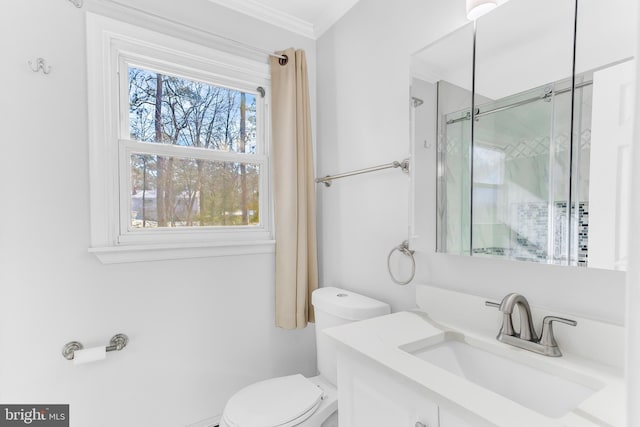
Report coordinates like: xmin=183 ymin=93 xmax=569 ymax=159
xmin=466 ymin=0 xmax=498 ymax=20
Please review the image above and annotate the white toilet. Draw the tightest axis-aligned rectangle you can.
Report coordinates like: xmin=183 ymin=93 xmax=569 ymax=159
xmin=220 ymin=287 xmax=390 ymax=427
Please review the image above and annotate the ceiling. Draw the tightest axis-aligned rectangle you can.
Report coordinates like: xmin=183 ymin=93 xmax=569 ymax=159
xmin=207 ymin=0 xmax=362 ymax=39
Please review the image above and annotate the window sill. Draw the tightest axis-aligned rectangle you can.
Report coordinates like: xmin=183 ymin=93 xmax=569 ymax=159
xmin=89 ymin=240 xmax=275 ymax=264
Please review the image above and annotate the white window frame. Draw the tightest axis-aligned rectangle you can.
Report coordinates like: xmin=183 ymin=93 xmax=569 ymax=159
xmin=86 ymin=14 xmax=274 ymax=263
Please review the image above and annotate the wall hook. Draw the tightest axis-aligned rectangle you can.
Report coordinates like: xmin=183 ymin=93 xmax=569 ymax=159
xmin=29 ymin=58 xmax=51 ymax=75
xmin=68 ymin=0 xmax=83 ymax=7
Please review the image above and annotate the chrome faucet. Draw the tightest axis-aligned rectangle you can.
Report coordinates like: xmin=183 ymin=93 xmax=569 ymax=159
xmin=485 ymin=293 xmax=577 ymax=357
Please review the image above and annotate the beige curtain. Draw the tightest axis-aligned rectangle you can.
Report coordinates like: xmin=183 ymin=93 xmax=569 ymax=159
xmin=270 ymin=48 xmax=318 ymax=329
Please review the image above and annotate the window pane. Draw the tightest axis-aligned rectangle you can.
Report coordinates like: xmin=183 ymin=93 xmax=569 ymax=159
xmin=130 ymin=154 xmax=260 ymax=228
xmin=473 ymin=145 xmax=504 ymax=185
xmin=128 ymin=67 xmax=257 ymax=154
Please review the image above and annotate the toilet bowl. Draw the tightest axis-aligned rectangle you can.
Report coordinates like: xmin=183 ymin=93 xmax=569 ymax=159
xmin=220 ymin=374 xmax=337 ymax=427
xmin=219 ymin=287 xmax=390 ymax=427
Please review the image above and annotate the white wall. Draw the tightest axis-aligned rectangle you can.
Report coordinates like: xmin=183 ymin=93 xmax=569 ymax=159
xmin=316 ymin=0 xmax=468 ymax=311
xmin=0 ymin=1 xmax=317 ymax=426
xmin=316 ymin=0 xmax=626 ymax=324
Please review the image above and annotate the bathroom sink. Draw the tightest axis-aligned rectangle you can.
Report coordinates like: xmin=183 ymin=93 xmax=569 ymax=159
xmin=403 ymin=333 xmax=603 ymax=418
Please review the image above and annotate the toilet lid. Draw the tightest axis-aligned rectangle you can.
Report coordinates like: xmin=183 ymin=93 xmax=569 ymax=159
xmin=223 ymin=374 xmax=323 ymax=427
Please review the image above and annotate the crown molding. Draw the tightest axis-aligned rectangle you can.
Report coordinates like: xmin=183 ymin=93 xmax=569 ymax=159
xmin=208 ymin=0 xmax=315 ymax=39
xmin=207 ymin=0 xmax=361 ymax=40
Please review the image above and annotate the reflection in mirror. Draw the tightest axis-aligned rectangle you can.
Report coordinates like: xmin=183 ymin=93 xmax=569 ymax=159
xmin=471 ymin=0 xmax=575 ymax=265
xmin=470 ymin=77 xmax=581 ymax=264
xmin=411 ymin=24 xmax=474 ymax=255
xmin=438 ymin=81 xmax=473 ymax=255
xmin=574 ymin=0 xmax=636 ymax=270
xmin=411 ymin=0 xmax=636 ymax=270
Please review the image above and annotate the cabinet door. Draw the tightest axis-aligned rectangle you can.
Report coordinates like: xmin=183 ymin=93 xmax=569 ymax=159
xmin=337 ymin=350 xmax=439 ymax=427
xmin=349 ymin=377 xmax=416 ymax=427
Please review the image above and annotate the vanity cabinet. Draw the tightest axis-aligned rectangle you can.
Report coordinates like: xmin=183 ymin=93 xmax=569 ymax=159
xmin=336 ymin=350 xmax=479 ymax=427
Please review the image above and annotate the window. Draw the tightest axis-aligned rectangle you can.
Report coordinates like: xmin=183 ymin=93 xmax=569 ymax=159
xmin=472 ymin=144 xmax=506 ymax=226
xmin=86 ymin=14 xmax=273 ymax=263
xmin=124 ymin=68 xmax=263 ymax=232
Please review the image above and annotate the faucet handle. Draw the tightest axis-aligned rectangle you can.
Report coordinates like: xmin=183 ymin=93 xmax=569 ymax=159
xmin=540 ymin=316 xmax=577 ymax=352
xmin=485 ymin=301 xmax=500 ymax=309
xmin=485 ymin=300 xmax=516 ymax=337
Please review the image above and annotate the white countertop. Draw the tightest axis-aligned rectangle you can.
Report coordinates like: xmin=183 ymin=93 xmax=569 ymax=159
xmin=324 ymin=310 xmax=625 ymax=427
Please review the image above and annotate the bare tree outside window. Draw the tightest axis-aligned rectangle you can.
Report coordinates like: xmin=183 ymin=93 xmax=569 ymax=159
xmin=128 ymin=67 xmax=260 ymax=228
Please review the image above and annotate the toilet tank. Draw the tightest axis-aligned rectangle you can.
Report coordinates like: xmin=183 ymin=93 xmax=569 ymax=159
xmin=312 ymin=287 xmax=390 ymax=386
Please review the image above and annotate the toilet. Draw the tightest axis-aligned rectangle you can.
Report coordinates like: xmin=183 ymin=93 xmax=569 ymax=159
xmin=220 ymin=287 xmax=390 ymax=427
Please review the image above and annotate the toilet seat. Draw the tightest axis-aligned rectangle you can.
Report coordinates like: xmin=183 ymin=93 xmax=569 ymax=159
xmin=222 ymin=374 xmax=324 ymax=427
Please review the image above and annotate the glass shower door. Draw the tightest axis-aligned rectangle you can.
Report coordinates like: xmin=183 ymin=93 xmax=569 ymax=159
xmin=471 ymin=83 xmax=574 ymax=264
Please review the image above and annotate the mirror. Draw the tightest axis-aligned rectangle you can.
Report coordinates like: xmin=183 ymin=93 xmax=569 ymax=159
xmin=472 ymin=0 xmax=575 ymax=265
xmin=573 ymin=0 xmax=636 ymax=270
xmin=410 ymin=0 xmax=636 ymax=270
xmin=411 ymin=24 xmax=474 ymax=255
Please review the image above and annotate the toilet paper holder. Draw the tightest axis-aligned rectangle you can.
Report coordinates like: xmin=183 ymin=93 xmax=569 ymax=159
xmin=62 ymin=333 xmax=129 ymax=360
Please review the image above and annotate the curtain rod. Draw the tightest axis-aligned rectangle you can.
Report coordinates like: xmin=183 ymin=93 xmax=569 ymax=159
xmin=316 ymin=159 xmax=410 ymax=187
xmin=92 ymin=0 xmax=287 ymax=61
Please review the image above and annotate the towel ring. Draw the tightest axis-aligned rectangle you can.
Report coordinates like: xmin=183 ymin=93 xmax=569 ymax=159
xmin=387 ymin=240 xmax=415 ymax=285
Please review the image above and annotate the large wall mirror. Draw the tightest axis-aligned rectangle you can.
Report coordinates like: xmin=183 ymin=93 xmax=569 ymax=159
xmin=410 ymin=0 xmax=636 ymax=271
